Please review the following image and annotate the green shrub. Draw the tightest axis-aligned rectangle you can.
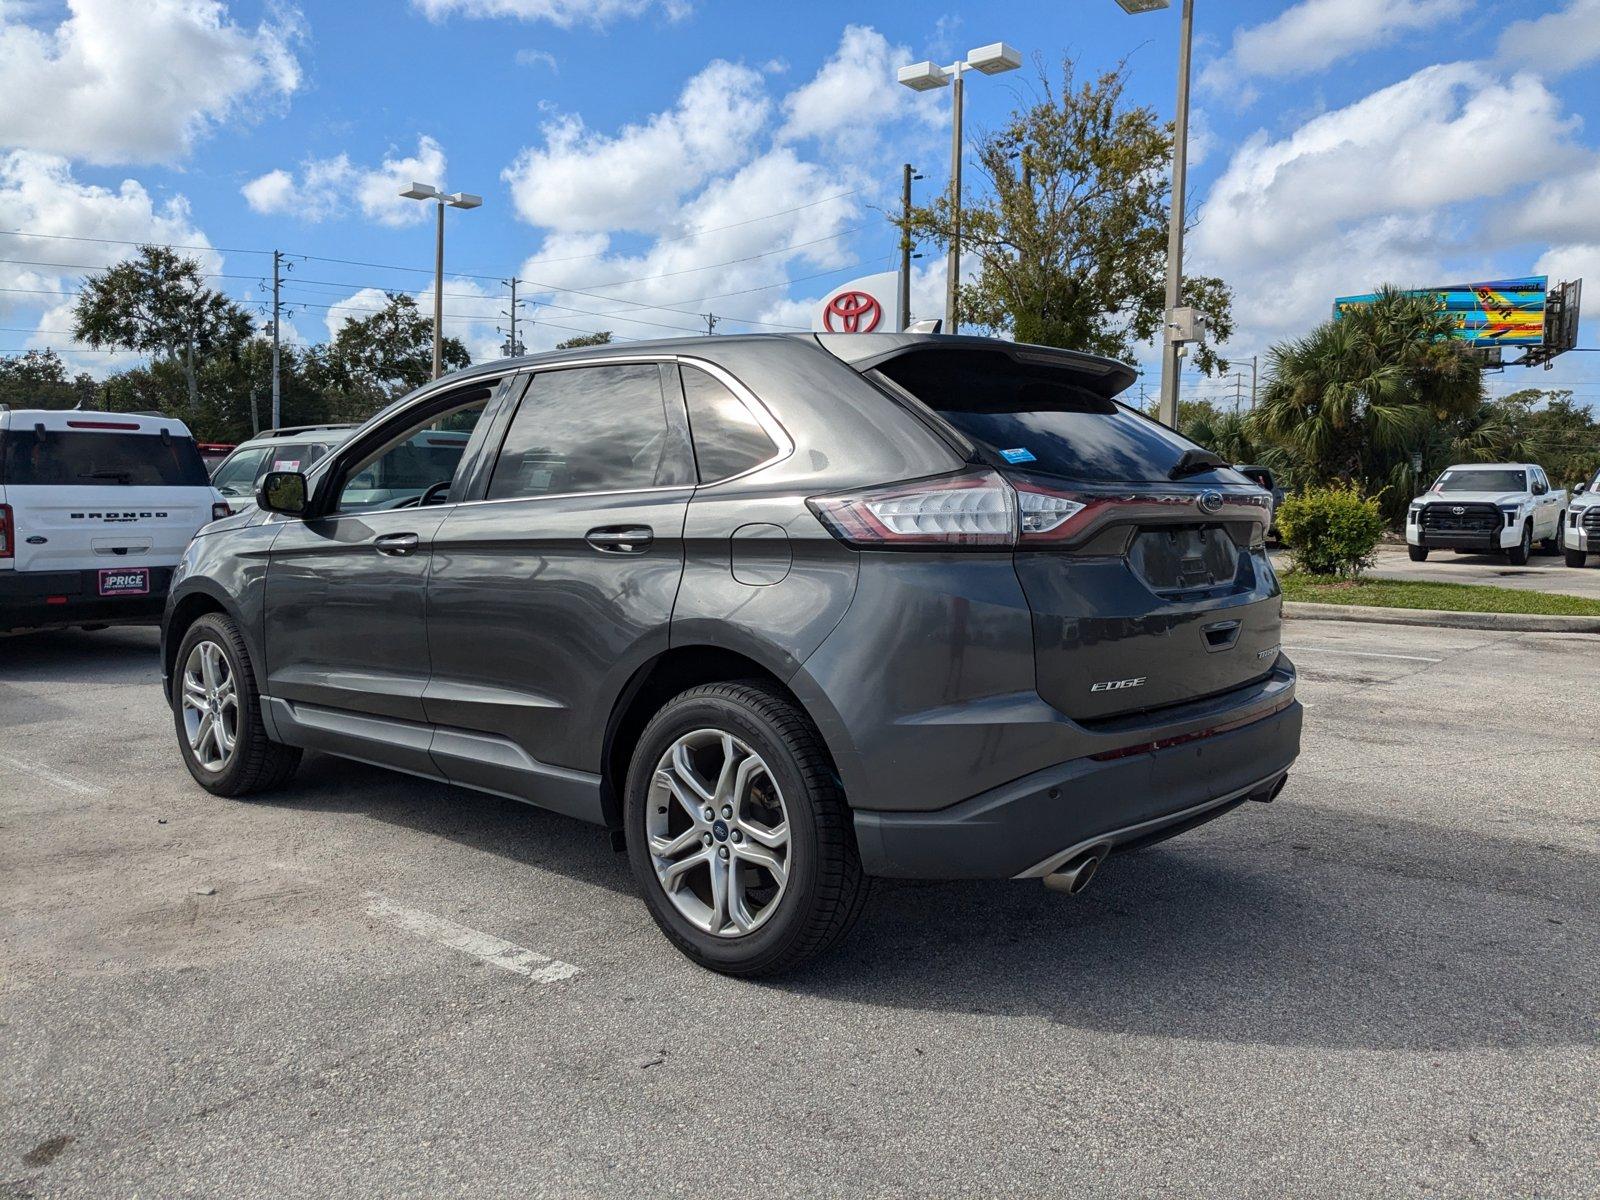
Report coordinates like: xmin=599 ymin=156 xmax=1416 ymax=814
xmin=1276 ymin=482 xmax=1386 ymax=578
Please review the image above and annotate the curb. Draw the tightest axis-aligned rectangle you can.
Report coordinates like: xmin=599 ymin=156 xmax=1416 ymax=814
xmin=1283 ymin=601 xmax=1600 ymax=634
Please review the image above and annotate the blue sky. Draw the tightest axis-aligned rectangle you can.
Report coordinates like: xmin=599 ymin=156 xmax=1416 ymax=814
xmin=3 ymin=0 xmax=1600 ymax=412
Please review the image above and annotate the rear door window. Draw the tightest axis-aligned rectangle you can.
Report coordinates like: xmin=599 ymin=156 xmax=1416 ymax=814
xmin=1 ymin=428 xmax=210 ymax=487
xmin=680 ymin=365 xmax=778 ymax=482
xmin=871 ymin=349 xmax=1228 ymax=485
xmin=487 ymin=364 xmax=692 ymax=500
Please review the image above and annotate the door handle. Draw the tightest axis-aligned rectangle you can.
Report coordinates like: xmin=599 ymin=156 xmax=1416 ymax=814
xmin=374 ymin=532 xmax=421 ymax=557
xmin=585 ymin=525 xmax=654 ymax=554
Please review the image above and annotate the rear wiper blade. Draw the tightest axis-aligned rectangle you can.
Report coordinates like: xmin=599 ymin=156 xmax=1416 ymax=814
xmin=1168 ymin=449 xmax=1228 ymax=481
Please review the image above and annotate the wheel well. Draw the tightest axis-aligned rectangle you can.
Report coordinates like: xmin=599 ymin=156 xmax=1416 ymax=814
xmin=164 ymin=593 xmax=226 ymax=682
xmin=600 ymin=646 xmax=797 ymax=829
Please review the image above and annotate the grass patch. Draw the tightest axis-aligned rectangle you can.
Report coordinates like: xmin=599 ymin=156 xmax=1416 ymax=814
xmin=1279 ymin=572 xmax=1600 ymax=616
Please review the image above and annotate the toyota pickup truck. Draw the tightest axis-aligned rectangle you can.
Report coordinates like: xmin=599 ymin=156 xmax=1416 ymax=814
xmin=1405 ymin=463 xmax=1567 ymax=565
xmin=1564 ymin=468 xmax=1600 ymax=567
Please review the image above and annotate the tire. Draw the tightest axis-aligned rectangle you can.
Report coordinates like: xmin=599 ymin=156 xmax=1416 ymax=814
xmin=1507 ymin=522 xmax=1532 ymax=566
xmin=1408 ymin=545 xmax=1429 ymax=562
xmin=623 ymin=680 xmax=868 ymax=977
xmin=172 ymin=612 xmax=301 ymax=797
xmin=1567 ymin=547 xmax=1589 ymax=568
xmin=1542 ymin=515 xmax=1564 ymax=554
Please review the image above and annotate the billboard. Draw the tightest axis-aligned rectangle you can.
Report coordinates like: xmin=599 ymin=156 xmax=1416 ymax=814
xmin=1333 ymin=276 xmax=1550 ymax=346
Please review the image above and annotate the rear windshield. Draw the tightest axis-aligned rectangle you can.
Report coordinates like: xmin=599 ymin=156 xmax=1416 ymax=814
xmin=871 ymin=349 xmax=1230 ymax=485
xmin=1433 ymin=469 xmax=1525 ymax=493
xmin=0 ymin=428 xmax=210 ymax=487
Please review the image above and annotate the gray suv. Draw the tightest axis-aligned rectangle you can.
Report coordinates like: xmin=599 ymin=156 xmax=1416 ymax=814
xmin=162 ymin=334 xmax=1301 ymax=975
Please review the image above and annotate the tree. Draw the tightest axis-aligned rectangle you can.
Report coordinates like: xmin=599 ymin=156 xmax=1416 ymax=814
xmin=326 ymin=292 xmax=469 ymax=400
xmin=555 ymin=331 xmax=612 ymax=349
xmin=0 ymin=349 xmax=98 ymax=410
xmin=1250 ymin=288 xmax=1482 ymax=513
xmin=1450 ymin=388 xmax=1600 ymax=492
xmin=71 ymin=246 xmax=254 ymax=415
xmin=901 ymin=58 xmax=1233 ymax=372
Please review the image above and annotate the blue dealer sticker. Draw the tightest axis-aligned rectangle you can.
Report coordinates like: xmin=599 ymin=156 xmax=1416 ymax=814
xmin=999 ymin=447 xmax=1037 ymax=464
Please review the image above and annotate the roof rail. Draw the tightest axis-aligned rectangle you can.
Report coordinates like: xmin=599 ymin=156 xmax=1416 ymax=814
xmin=255 ymin=423 xmax=357 ymax=438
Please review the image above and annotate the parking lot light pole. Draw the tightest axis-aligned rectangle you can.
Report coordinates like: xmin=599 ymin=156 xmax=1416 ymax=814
xmin=399 ymin=183 xmax=483 ymax=380
xmin=897 ymin=42 xmax=1022 ymax=335
xmin=1115 ymin=0 xmax=1191 ymax=429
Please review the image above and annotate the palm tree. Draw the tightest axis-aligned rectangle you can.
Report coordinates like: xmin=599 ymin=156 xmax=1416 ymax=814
xmin=1250 ymin=288 xmax=1482 ymax=513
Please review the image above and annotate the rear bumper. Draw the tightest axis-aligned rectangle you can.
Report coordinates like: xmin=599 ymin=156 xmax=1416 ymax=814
xmin=852 ymin=697 xmax=1302 ymax=879
xmin=0 ymin=567 xmax=172 ymax=631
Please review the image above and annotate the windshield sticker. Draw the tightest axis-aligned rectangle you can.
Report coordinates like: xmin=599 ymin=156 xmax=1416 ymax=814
xmin=999 ymin=447 xmax=1037 ymax=464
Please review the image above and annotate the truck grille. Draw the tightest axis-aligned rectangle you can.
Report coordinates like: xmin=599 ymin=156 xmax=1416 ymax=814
xmin=1420 ymin=503 xmax=1500 ymax=535
xmin=1583 ymin=509 xmax=1600 ymax=534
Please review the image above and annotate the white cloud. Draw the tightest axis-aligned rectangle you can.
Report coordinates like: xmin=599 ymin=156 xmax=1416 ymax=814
xmin=241 ymin=137 xmax=449 ymax=227
xmin=1202 ymin=0 xmax=1450 ymax=87
xmin=241 ymin=168 xmax=294 ymax=215
xmin=1193 ymin=64 xmax=1581 ymax=272
xmin=0 ymin=151 xmax=228 ymax=375
xmin=514 ymin=48 xmax=557 ymax=71
xmin=1498 ymin=0 xmax=1600 ymax=76
xmin=778 ymin=24 xmax=922 ymax=156
xmin=503 ymin=60 xmax=768 ymax=233
xmin=411 ymin=0 xmax=689 ymax=29
xmin=0 ymin=0 xmax=302 ymax=166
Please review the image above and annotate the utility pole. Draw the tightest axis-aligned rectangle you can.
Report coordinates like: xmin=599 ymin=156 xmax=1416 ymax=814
xmin=1250 ymin=354 xmax=1258 ymax=410
xmin=703 ymin=313 xmax=719 ymax=335
xmin=1234 ymin=370 xmax=1243 ymax=414
xmin=500 ymin=277 xmax=524 ymax=357
xmin=270 ymin=249 xmax=283 ymax=429
xmin=898 ymin=163 xmax=919 ymax=333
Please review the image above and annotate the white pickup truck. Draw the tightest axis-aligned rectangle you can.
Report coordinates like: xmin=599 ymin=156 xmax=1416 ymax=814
xmin=1564 ymin=467 xmax=1600 ymax=567
xmin=1405 ymin=462 xmax=1567 ymax=565
xmin=0 ymin=408 xmax=227 ymax=632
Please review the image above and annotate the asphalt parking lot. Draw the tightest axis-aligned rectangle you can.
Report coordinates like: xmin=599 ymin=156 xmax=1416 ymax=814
xmin=3 ymin=620 xmax=1598 ymax=1198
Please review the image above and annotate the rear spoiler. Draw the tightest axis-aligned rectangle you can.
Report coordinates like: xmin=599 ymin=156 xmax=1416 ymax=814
xmin=813 ymin=333 xmax=1137 ymax=400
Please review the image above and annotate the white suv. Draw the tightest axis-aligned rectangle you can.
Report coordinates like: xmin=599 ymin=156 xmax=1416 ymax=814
xmin=0 ymin=408 xmax=226 ymax=632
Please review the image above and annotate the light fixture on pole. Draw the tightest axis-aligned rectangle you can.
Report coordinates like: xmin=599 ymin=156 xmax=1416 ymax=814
xmin=1114 ymin=0 xmax=1194 ymax=430
xmin=897 ymin=41 xmax=1022 ymax=336
xmin=399 ymin=182 xmax=483 ymax=380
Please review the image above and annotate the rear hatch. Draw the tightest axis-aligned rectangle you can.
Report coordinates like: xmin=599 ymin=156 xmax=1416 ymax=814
xmin=0 ymin=421 xmax=216 ymax=573
xmin=859 ymin=342 xmax=1279 ymax=721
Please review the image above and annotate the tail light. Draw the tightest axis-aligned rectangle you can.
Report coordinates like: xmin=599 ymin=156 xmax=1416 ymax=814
xmin=807 ymin=470 xmax=1015 ymax=547
xmin=212 ymin=501 xmax=232 ymax=522
xmin=810 ymin=472 xmax=1269 ymax=549
xmin=0 ymin=504 xmax=11 ymax=559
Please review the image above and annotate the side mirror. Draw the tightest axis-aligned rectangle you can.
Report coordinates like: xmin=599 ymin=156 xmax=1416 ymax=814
xmin=257 ymin=470 xmax=309 ymax=516
xmin=1576 ymin=483 xmax=1588 ymax=496
xmin=1533 ymin=482 xmax=1548 ymax=496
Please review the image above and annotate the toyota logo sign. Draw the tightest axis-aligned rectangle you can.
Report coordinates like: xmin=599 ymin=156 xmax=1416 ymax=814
xmin=1452 ymin=506 xmax=1465 ymax=515
xmin=823 ymin=290 xmax=883 ymax=334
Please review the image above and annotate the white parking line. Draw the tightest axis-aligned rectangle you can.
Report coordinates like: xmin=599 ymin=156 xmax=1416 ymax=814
xmin=365 ymin=893 xmax=580 ymax=984
xmin=0 ymin=751 xmax=108 ymax=797
xmin=1288 ymin=647 xmax=1443 ymax=664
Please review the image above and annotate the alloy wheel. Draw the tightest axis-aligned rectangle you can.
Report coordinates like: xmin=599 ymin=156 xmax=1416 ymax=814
xmin=180 ymin=640 xmax=239 ymax=773
xmin=645 ymin=728 xmax=791 ymax=938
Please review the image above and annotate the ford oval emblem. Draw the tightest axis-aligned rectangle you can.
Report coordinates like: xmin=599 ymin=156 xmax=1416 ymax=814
xmin=1198 ymin=491 xmax=1224 ymax=514
xmin=25 ymin=535 xmax=48 ymax=544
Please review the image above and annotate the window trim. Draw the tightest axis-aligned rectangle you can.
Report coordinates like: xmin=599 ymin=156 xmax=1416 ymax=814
xmin=453 ymin=353 xmax=793 ymax=509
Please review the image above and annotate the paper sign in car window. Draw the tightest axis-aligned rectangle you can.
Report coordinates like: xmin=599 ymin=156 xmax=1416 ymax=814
xmin=273 ymin=458 xmax=303 ymax=472
xmin=1000 ymin=447 xmax=1037 ymax=464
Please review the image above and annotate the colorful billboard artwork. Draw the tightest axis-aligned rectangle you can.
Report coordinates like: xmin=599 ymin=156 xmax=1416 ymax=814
xmin=1333 ymin=276 xmax=1549 ymax=345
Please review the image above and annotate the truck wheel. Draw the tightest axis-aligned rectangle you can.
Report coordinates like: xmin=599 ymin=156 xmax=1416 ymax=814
xmin=1542 ymin=515 xmax=1564 ymax=554
xmin=1567 ymin=547 xmax=1589 ymax=568
xmin=1408 ymin=545 xmax=1429 ymax=562
xmin=624 ymin=680 xmax=868 ymax=977
xmin=172 ymin=612 xmax=301 ymax=797
xmin=1507 ymin=522 xmax=1532 ymax=566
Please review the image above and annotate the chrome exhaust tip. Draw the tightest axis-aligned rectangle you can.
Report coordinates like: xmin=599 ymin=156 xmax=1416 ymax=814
xmin=1043 ymin=848 xmax=1106 ymax=895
